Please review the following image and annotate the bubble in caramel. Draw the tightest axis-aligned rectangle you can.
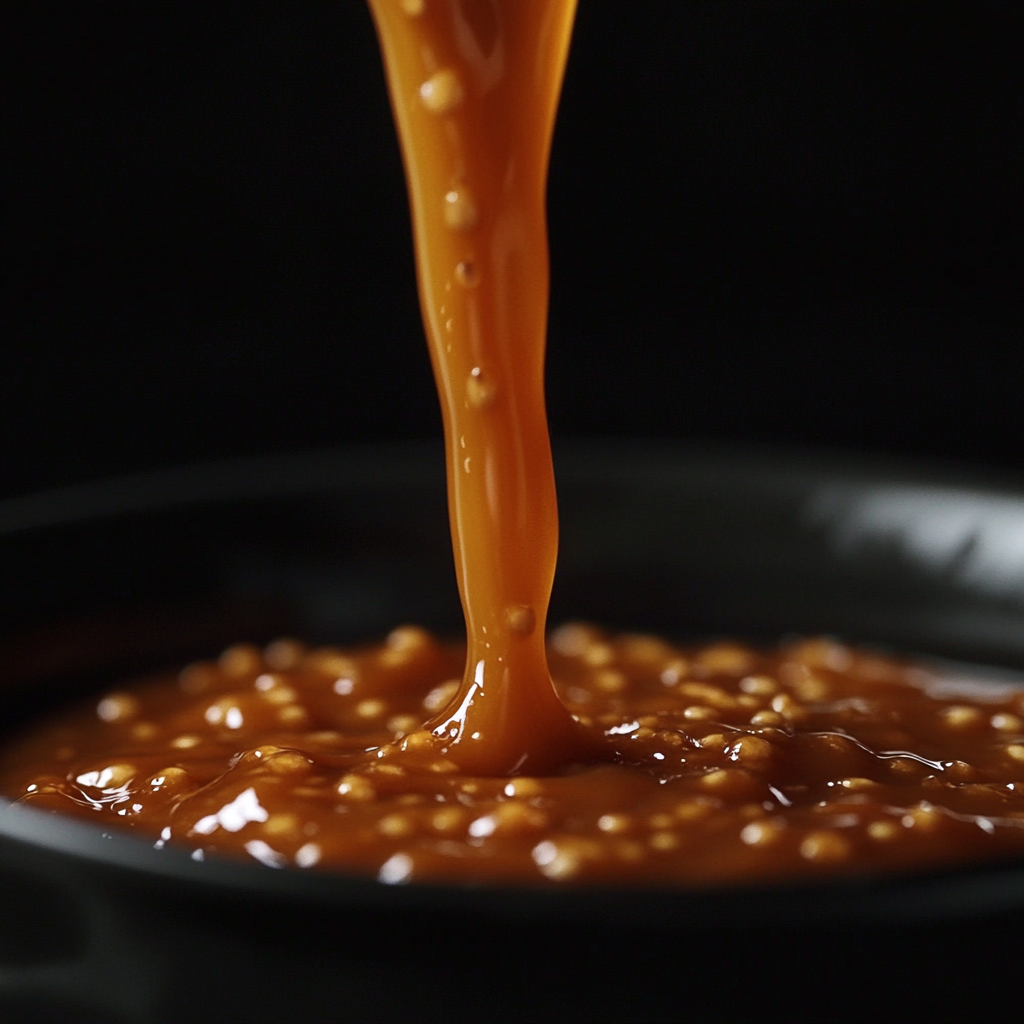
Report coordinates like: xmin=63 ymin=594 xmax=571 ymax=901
xmin=4 ymin=629 xmax=1024 ymax=885
xmin=419 ymin=68 xmax=465 ymax=115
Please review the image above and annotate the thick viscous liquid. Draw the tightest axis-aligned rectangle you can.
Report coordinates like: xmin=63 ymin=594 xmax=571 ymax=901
xmin=3 ymin=631 xmax=1024 ymax=884
xmin=365 ymin=0 xmax=590 ymax=775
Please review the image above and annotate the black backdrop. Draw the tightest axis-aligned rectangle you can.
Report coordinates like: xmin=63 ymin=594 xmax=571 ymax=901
xmin=3 ymin=1 xmax=1021 ymax=499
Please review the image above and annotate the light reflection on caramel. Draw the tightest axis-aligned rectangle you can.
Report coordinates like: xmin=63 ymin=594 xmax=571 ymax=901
xmin=367 ymin=0 xmax=592 ymax=773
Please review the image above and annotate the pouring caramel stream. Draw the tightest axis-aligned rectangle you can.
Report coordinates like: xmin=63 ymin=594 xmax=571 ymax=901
xmin=366 ymin=0 xmax=591 ymax=774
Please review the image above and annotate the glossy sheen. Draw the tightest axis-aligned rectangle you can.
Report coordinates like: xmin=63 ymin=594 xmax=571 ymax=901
xmin=367 ymin=0 xmax=591 ymax=773
xmin=3 ymin=629 xmax=1024 ymax=885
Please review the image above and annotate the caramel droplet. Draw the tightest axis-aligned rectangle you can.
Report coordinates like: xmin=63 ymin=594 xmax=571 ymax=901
xmin=420 ymin=68 xmax=464 ymax=114
xmin=444 ymin=188 xmax=477 ymax=231
xmin=466 ymin=367 xmax=497 ymax=409
xmin=505 ymin=605 xmax=536 ymax=636
xmin=96 ymin=693 xmax=140 ymax=723
xmin=455 ymin=260 xmax=479 ymax=287
xmin=264 ymin=638 xmax=305 ymax=670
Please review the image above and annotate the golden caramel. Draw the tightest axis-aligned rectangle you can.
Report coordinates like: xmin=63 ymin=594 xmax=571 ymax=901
xmin=366 ymin=0 xmax=590 ymax=774
xmin=4 ymin=630 xmax=1024 ymax=884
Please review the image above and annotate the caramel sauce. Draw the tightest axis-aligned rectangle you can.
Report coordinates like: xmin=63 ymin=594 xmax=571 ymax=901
xmin=3 ymin=2 xmax=1024 ymax=888
xmin=3 ymin=632 xmax=1024 ymax=884
xmin=365 ymin=0 xmax=589 ymax=775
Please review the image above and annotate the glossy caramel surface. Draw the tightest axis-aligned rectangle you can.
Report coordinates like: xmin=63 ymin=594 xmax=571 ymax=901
xmin=4 ymin=629 xmax=1024 ymax=885
xmin=366 ymin=0 xmax=589 ymax=773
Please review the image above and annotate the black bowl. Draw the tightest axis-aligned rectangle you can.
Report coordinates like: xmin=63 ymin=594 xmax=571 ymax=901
xmin=2 ymin=441 xmax=1024 ymax=1023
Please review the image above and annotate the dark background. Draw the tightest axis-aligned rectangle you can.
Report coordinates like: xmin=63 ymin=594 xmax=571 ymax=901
xmin=2 ymin=0 xmax=1021 ymax=500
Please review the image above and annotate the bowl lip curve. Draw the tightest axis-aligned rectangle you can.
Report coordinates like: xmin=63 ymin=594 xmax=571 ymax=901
xmin=3 ymin=436 xmax=1024 ymax=539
